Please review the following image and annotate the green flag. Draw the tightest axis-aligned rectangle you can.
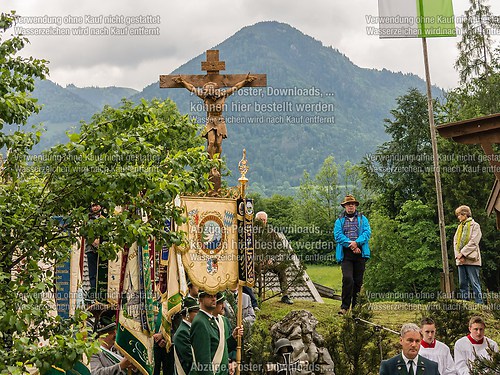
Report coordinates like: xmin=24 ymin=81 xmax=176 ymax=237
xmin=377 ymin=0 xmax=456 ymax=38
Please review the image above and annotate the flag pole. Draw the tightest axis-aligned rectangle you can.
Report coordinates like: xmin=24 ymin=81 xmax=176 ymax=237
xmin=235 ymin=149 xmax=249 ymax=375
xmin=421 ymin=37 xmax=451 ymax=297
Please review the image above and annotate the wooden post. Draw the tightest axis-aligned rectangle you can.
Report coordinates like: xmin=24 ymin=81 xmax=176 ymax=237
xmin=422 ymin=37 xmax=451 ymax=297
xmin=236 ymin=284 xmax=243 ymax=375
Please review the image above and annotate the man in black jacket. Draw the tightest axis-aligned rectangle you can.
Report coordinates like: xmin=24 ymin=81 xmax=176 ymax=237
xmin=379 ymin=323 xmax=440 ymax=375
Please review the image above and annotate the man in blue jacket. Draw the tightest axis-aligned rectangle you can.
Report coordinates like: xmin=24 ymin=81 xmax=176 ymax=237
xmin=333 ymin=195 xmax=371 ymax=315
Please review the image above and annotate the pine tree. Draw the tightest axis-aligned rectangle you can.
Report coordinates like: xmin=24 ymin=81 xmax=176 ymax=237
xmin=455 ymin=0 xmax=496 ymax=84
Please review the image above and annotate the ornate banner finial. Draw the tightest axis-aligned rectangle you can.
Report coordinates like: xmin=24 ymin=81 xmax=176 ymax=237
xmin=238 ymin=149 xmax=248 ymax=180
xmin=238 ymin=149 xmax=249 ymax=199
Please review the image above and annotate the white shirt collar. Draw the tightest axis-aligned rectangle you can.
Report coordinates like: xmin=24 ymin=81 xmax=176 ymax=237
xmin=401 ymin=354 xmax=419 ymax=370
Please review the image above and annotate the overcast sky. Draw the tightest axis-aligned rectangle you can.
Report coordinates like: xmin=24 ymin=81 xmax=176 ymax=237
xmin=3 ymin=0 xmax=500 ymax=91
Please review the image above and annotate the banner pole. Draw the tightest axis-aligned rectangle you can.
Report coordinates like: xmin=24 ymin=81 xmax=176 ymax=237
xmin=236 ymin=149 xmax=250 ymax=375
xmin=421 ymin=37 xmax=451 ymax=297
xmin=235 ymin=284 xmax=243 ymax=375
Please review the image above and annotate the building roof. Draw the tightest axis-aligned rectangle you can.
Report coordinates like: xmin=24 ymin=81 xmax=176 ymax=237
xmin=437 ymin=113 xmax=500 ymax=229
xmin=254 ymin=232 xmax=324 ymax=303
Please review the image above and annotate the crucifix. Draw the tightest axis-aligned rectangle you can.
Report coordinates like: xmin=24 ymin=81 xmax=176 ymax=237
xmin=159 ymin=50 xmax=267 ymax=191
xmin=275 ymin=353 xmax=301 ymax=375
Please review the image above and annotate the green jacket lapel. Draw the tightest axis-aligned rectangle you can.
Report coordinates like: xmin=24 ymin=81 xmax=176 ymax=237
xmin=415 ymin=357 xmax=426 ymax=375
xmin=395 ymin=354 xmax=407 ymax=375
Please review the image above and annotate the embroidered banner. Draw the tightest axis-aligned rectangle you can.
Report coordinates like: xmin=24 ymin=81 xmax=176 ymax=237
xmin=178 ymin=196 xmax=238 ymax=293
xmin=115 ymin=242 xmax=154 ymax=375
xmin=237 ymin=198 xmax=255 ymax=286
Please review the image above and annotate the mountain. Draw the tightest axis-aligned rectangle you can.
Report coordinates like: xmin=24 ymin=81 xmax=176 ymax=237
xmin=28 ymin=81 xmax=139 ymax=151
xmin=27 ymin=21 xmax=444 ymax=194
xmin=65 ymin=84 xmax=138 ymax=109
xmin=131 ymin=21 xmax=443 ymax=194
xmin=28 ymin=80 xmax=100 ymax=150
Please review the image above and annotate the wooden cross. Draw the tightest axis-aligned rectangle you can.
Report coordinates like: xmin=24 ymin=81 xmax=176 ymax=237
xmin=159 ymin=49 xmax=266 ymax=88
xmin=159 ymin=50 xmax=266 ymax=194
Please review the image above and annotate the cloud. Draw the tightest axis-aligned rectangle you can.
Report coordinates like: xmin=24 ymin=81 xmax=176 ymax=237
xmin=3 ymin=0 xmax=500 ymax=90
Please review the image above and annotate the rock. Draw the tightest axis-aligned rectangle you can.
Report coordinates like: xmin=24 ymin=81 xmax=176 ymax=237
xmin=269 ymin=310 xmax=335 ymax=375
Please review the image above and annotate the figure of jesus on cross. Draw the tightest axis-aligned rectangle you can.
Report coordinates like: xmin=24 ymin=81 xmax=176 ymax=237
xmin=160 ymin=50 xmax=266 ymax=161
xmin=172 ymin=74 xmax=256 ymax=160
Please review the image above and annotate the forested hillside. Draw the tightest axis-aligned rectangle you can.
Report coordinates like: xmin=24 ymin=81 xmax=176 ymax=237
xmin=28 ymin=21 xmax=443 ymax=194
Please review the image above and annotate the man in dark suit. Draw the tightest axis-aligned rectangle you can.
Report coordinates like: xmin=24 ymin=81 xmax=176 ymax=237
xmin=380 ymin=323 xmax=440 ymax=375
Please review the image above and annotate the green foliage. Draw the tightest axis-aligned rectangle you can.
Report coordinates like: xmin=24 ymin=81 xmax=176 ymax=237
xmin=469 ymin=346 xmax=500 ymax=374
xmin=23 ymin=21 xmax=440 ymax=194
xmin=455 ymin=0 xmax=496 ymax=84
xmin=325 ymin=295 xmax=394 ymax=375
xmin=244 ymin=318 xmax=274 ymax=374
xmin=0 ymin=17 xmax=213 ymax=372
xmin=358 ymin=80 xmax=500 ymax=293
xmin=246 ymin=295 xmax=500 ymax=375
xmin=0 ymin=12 xmax=48 ymax=129
xmin=250 ymin=155 xmax=369 ymax=265
xmin=439 ymin=47 xmax=500 ymax=294
xmin=290 ymin=157 xmax=342 ymax=263
xmin=364 ymin=201 xmax=441 ymax=298
xmin=359 ymin=88 xmax=435 ymax=216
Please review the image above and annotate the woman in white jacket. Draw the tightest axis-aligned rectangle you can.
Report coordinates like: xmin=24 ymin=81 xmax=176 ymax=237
xmin=453 ymin=205 xmax=483 ymax=304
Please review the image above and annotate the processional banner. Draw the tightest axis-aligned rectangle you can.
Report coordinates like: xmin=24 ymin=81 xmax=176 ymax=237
xmin=236 ymin=198 xmax=255 ymax=287
xmin=177 ymin=196 xmax=239 ymax=293
xmin=115 ymin=242 xmax=154 ymax=375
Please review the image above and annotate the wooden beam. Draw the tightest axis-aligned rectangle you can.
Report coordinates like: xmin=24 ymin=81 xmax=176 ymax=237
xmin=159 ymin=73 xmax=267 ymax=88
xmin=437 ymin=113 xmax=500 ymax=139
xmin=486 ymin=179 xmax=500 ymax=215
xmin=450 ymin=131 xmax=500 ymax=144
xmin=201 ymin=50 xmax=225 ymax=74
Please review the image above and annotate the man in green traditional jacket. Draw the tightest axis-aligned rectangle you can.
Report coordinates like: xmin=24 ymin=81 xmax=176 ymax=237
xmin=173 ymin=296 xmax=200 ymax=375
xmin=190 ymin=291 xmax=242 ymax=375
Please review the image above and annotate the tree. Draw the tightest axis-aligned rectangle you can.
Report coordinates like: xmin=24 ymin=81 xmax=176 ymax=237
xmin=341 ymin=161 xmax=363 ymax=200
xmin=364 ymin=201 xmax=441 ymax=298
xmin=440 ymin=40 xmax=500 ymax=293
xmin=2 ymin=99 xmax=213 ymax=373
xmin=290 ymin=157 xmax=341 ymax=263
xmin=326 ymin=294 xmax=393 ymax=375
xmin=455 ymin=0 xmax=496 ymax=84
xmin=0 ymin=12 xmax=48 ymax=128
xmin=359 ymin=89 xmax=434 ymax=216
xmin=0 ymin=11 xmax=214 ymax=372
xmin=315 ymin=155 xmax=340 ymax=225
xmin=469 ymin=347 xmax=500 ymax=374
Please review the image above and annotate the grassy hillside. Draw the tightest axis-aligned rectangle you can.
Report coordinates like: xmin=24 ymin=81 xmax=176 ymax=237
xmin=305 ymin=264 xmax=342 ymax=292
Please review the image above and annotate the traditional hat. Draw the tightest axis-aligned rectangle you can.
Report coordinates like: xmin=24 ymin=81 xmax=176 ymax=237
xmin=198 ymin=290 xmax=215 ymax=298
xmin=95 ymin=311 xmax=116 ymax=335
xmin=182 ymin=296 xmax=200 ymax=313
xmin=340 ymin=195 xmax=360 ymax=207
xmin=216 ymin=291 xmax=226 ymax=303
